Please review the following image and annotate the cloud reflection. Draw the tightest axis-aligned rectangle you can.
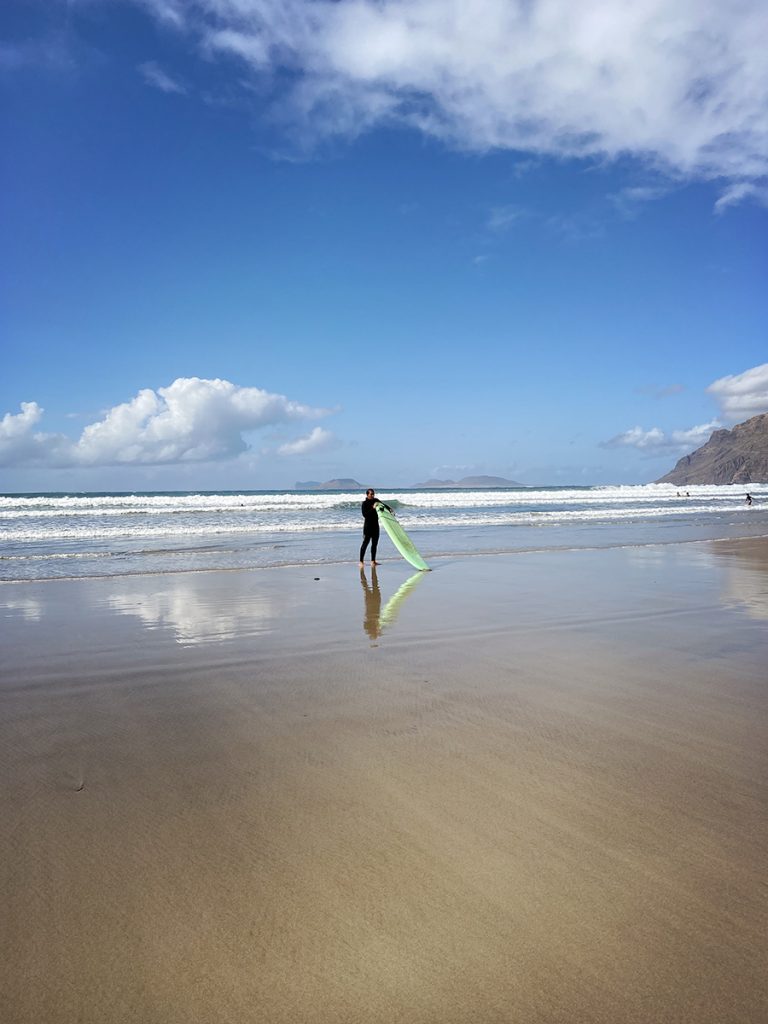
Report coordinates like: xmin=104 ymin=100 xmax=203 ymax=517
xmin=107 ymin=573 xmax=275 ymax=645
xmin=0 ymin=596 xmax=44 ymax=622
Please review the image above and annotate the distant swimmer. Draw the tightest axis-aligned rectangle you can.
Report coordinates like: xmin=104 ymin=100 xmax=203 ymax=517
xmin=359 ymin=488 xmax=393 ymax=566
xmin=746 ymin=493 xmax=753 ymax=506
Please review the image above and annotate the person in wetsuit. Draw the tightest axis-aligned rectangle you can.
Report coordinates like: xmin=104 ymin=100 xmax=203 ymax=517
xmin=359 ymin=488 xmax=393 ymax=566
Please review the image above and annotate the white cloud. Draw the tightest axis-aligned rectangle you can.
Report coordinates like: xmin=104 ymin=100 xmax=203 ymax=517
xmin=707 ymin=363 xmax=768 ymax=420
xmin=140 ymin=0 xmax=768 ymax=188
xmin=1 ymin=401 xmax=43 ymax=439
xmin=277 ymin=426 xmax=337 ymax=455
xmin=138 ymin=60 xmax=188 ymax=94
xmin=603 ymin=419 xmax=720 ymax=451
xmin=669 ymin=420 xmax=722 ymax=447
xmin=0 ymin=378 xmax=334 ymax=468
xmin=0 ymin=401 xmax=68 ymax=465
xmin=606 ymin=361 xmax=768 ymax=455
xmin=603 ymin=426 xmax=667 ymax=450
xmin=713 ymin=182 xmax=768 ymax=213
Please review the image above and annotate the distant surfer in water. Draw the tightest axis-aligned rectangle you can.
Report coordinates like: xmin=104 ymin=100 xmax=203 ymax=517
xmin=359 ymin=488 xmax=393 ymax=566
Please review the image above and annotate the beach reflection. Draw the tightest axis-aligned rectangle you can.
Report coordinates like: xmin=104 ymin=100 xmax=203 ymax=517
xmin=107 ymin=574 xmax=275 ymax=646
xmin=710 ymin=541 xmax=768 ymax=622
xmin=360 ymin=567 xmax=426 ymax=642
xmin=0 ymin=595 xmax=44 ymax=622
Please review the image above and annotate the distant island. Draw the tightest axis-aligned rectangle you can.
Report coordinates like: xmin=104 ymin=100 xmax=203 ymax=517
xmin=656 ymin=413 xmax=768 ymax=485
xmin=410 ymin=475 xmax=524 ymax=488
xmin=294 ymin=475 xmax=525 ymax=490
xmin=295 ymin=478 xmax=363 ymax=490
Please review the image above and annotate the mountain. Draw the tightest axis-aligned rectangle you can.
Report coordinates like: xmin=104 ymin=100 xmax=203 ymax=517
xmin=656 ymin=413 xmax=768 ymax=485
xmin=411 ymin=475 xmax=524 ymax=488
xmin=295 ymin=478 xmax=363 ymax=490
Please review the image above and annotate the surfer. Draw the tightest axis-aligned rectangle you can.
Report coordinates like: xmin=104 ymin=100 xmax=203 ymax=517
xmin=746 ymin=493 xmax=753 ymax=506
xmin=359 ymin=488 xmax=393 ymax=566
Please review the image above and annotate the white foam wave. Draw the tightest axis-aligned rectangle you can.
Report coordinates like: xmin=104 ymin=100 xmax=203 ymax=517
xmin=2 ymin=483 xmax=763 ymax=515
xmin=2 ymin=500 xmax=754 ymax=543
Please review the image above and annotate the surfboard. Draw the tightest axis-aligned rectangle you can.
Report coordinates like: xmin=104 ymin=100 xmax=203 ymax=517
xmin=376 ymin=504 xmax=431 ymax=571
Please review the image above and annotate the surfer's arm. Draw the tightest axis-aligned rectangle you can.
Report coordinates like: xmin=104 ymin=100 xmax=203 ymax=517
xmin=375 ymin=500 xmax=394 ymax=514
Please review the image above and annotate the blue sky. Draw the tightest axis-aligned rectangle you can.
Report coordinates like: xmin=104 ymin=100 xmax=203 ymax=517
xmin=2 ymin=0 xmax=767 ymax=491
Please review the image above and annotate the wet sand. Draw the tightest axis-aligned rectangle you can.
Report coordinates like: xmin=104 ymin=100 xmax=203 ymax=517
xmin=1 ymin=541 xmax=767 ymax=1023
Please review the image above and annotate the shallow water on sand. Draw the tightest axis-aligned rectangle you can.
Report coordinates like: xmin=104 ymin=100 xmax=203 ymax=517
xmin=2 ymin=541 xmax=767 ymax=1023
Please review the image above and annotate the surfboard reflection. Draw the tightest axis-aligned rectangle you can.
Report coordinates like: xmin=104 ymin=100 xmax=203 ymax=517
xmin=360 ymin=567 xmax=427 ymax=641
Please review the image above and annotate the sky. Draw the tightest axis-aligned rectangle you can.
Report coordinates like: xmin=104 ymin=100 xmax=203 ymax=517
xmin=1 ymin=0 xmax=767 ymax=491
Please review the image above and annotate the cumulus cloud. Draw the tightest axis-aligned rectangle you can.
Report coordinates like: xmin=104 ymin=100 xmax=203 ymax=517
xmin=0 ymin=378 xmax=335 ymax=468
xmin=707 ymin=363 xmax=768 ymax=419
xmin=277 ymin=426 xmax=337 ymax=456
xmin=604 ymin=426 xmax=666 ymax=450
xmin=138 ymin=60 xmax=188 ymax=94
xmin=1 ymin=401 xmax=44 ymax=439
xmin=0 ymin=401 xmax=77 ymax=466
xmin=603 ymin=419 xmax=721 ymax=452
xmin=137 ymin=0 xmax=768 ymax=189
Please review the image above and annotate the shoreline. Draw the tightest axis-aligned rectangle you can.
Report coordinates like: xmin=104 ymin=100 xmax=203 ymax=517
xmin=3 ymin=529 xmax=768 ymax=585
xmin=4 ymin=485 xmax=766 ymax=584
xmin=2 ymin=541 xmax=767 ymax=1023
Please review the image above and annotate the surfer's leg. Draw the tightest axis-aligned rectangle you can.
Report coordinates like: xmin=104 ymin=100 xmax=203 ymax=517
xmin=370 ymin=530 xmax=379 ymax=563
xmin=360 ymin=534 xmax=371 ymax=562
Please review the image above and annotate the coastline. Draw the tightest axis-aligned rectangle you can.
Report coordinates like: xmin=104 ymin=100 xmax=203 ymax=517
xmin=3 ymin=484 xmax=766 ymax=582
xmin=2 ymin=540 xmax=767 ymax=1023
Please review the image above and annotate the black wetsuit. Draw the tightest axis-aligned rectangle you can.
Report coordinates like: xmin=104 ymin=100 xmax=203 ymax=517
xmin=359 ymin=497 xmax=392 ymax=562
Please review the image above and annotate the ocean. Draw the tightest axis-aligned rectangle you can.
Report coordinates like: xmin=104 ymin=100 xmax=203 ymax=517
xmin=1 ymin=485 xmax=766 ymax=581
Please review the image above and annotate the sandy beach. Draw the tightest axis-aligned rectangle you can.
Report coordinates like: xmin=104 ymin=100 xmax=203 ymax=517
xmin=2 ymin=540 xmax=767 ymax=1024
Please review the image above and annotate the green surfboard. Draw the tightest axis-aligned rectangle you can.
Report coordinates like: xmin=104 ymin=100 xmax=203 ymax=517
xmin=376 ymin=504 xmax=431 ymax=571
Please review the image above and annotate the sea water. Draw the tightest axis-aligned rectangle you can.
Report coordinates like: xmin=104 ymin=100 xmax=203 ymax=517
xmin=1 ymin=485 xmax=766 ymax=581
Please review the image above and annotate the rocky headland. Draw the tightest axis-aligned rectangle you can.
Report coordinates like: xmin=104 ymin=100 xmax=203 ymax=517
xmin=656 ymin=413 xmax=768 ymax=485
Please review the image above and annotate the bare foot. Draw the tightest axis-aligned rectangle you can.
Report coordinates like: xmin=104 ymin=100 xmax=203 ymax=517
xmin=359 ymin=562 xmax=364 ymax=568
xmin=371 ymin=560 xmax=379 ymax=566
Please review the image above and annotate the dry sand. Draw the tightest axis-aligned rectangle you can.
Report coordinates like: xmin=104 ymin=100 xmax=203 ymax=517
xmin=1 ymin=540 xmax=767 ymax=1023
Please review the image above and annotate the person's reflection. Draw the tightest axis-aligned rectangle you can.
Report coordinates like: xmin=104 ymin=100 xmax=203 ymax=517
xmin=360 ymin=565 xmax=382 ymax=640
xmin=360 ymin=567 xmax=427 ymax=641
